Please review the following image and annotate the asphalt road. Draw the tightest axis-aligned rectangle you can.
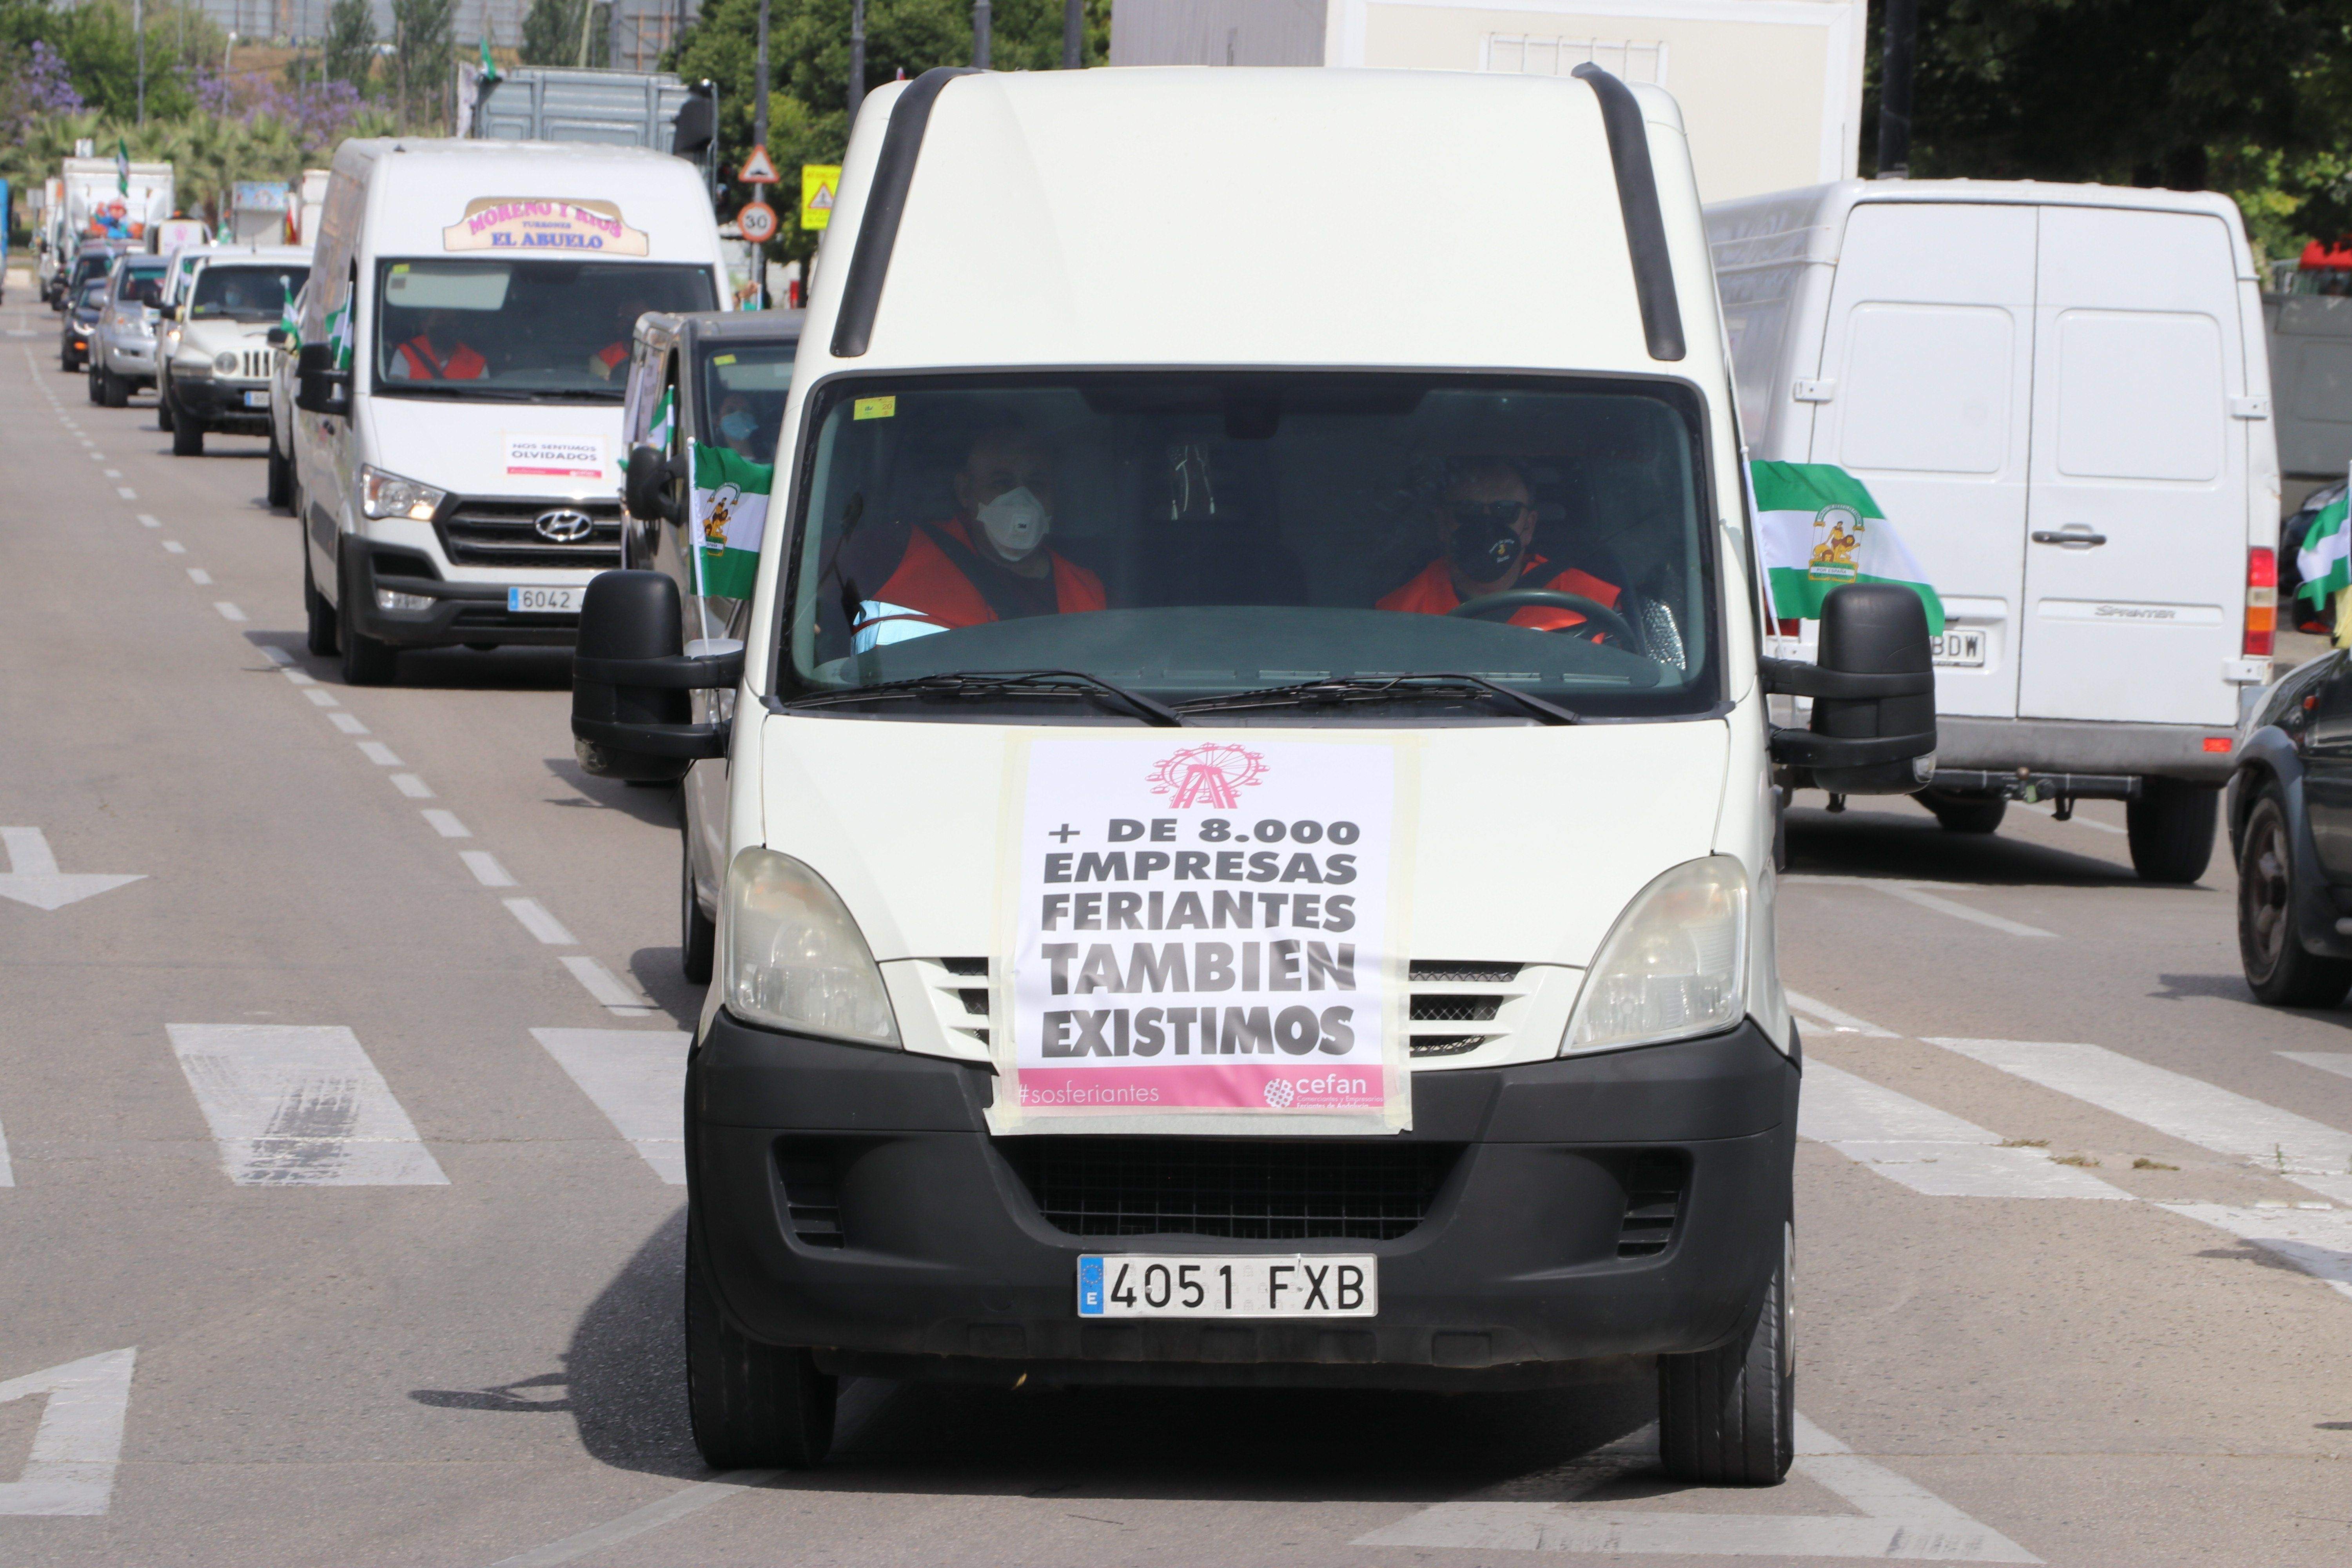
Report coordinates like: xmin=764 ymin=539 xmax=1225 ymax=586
xmin=3 ymin=299 xmax=2350 ymax=1567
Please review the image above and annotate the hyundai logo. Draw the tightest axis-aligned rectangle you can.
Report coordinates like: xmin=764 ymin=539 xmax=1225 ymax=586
xmin=533 ymin=508 xmax=595 ymax=543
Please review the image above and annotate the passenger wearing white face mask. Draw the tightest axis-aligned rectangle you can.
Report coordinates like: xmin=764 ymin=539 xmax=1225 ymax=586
xmin=851 ymin=425 xmax=1107 ymax=652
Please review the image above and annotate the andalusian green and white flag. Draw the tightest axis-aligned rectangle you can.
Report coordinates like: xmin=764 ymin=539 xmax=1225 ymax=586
xmin=1751 ymin=461 xmax=1945 ymax=635
xmin=647 ymin=386 xmax=676 ymax=454
xmin=279 ymin=285 xmax=301 ymax=348
xmin=2298 ymin=490 xmax=2350 ymax=608
xmin=323 ymin=292 xmax=353 ymax=371
xmin=690 ymin=439 xmax=773 ymax=599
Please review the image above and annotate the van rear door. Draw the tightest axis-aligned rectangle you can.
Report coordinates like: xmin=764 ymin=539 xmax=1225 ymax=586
xmin=1810 ymin=201 xmax=2037 ymax=719
xmin=2017 ymin=205 xmax=2246 ymax=728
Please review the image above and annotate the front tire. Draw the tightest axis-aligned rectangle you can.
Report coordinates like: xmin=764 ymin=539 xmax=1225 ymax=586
xmin=266 ymin=432 xmax=293 ymax=509
xmin=157 ymin=381 xmax=174 ymax=430
xmin=1658 ymin=1224 xmax=1793 ymax=1486
xmin=681 ymin=828 xmax=716 ymax=984
xmin=2238 ymin=785 xmax=2352 ymax=1007
xmin=685 ymin=1219 xmax=835 ymax=1469
xmin=2128 ymin=778 xmax=2220 ymax=884
xmin=341 ymin=627 xmax=397 ymax=685
xmin=303 ymin=546 xmax=339 ymax=658
xmin=98 ymin=362 xmax=127 ymax=408
xmin=171 ymin=413 xmax=204 ymax=457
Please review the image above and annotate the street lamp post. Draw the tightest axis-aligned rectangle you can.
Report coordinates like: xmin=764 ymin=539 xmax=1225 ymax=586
xmin=135 ymin=0 xmax=146 ymax=125
xmin=753 ymin=0 xmax=769 ymax=306
xmin=1062 ymin=0 xmax=1080 ymax=69
xmin=972 ymin=0 xmax=989 ymax=68
xmin=1877 ymin=0 xmax=1916 ymax=178
xmin=848 ymin=0 xmax=865 ymax=124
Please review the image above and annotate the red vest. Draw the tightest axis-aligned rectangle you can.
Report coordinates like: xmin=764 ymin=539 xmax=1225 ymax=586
xmin=1377 ymin=554 xmax=1622 ymax=632
xmin=396 ymin=336 xmax=486 ymax=380
xmin=596 ymin=341 xmax=628 ymax=371
xmin=854 ymin=519 xmax=1106 ymax=645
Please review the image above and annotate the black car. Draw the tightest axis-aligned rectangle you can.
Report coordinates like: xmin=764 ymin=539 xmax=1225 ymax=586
xmin=2232 ymin=653 xmax=2352 ymax=1003
xmin=2280 ymin=481 xmax=2347 ymax=637
xmin=60 ymin=279 xmax=106 ymax=372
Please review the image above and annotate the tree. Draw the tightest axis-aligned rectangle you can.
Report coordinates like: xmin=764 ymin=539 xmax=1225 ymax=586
xmin=521 ymin=0 xmax=609 ymax=67
xmin=390 ymin=0 xmax=455 ymax=129
xmin=324 ymin=0 xmax=376 ymax=96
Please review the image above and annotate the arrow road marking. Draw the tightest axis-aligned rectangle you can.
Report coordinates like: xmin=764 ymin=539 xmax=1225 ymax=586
xmin=0 ymin=827 xmax=144 ymax=912
xmin=0 ymin=1348 xmax=137 ymax=1516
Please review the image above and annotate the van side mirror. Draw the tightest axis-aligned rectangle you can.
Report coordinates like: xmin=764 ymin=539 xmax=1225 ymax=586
xmin=624 ymin=443 xmax=683 ymax=525
xmin=265 ymin=325 xmax=290 ymax=348
xmin=1761 ymin=584 xmax=1937 ymax=794
xmin=571 ymin=570 xmax=742 ymax=781
xmin=293 ymin=341 xmax=350 ymax=415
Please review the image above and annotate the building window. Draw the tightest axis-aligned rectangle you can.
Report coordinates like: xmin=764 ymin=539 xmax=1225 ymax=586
xmin=1484 ymin=34 xmax=1668 ymax=85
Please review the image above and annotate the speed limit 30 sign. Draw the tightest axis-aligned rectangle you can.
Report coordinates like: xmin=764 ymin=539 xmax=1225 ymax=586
xmin=737 ymin=201 xmax=779 ymax=244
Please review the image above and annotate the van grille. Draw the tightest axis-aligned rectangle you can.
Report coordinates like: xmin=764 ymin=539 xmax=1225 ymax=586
xmin=434 ymin=496 xmax=623 ymax=569
xmin=1003 ymin=1137 xmax=1458 ymax=1240
xmin=220 ymin=347 xmax=272 ymax=382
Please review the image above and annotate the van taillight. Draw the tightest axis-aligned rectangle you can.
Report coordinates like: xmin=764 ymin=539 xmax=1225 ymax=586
xmin=2246 ymin=547 xmax=2276 ymax=658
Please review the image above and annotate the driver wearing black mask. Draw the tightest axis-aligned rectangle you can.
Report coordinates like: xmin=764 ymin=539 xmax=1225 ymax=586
xmin=1377 ymin=457 xmax=1623 ymax=633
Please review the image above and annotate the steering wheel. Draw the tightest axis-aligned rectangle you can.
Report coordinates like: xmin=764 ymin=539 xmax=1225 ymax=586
xmin=1448 ymin=588 xmax=1638 ymax=646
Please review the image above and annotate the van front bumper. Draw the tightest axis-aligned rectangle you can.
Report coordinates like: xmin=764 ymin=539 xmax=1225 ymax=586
xmin=339 ymin=540 xmax=583 ymax=650
xmin=691 ymin=1014 xmax=1798 ymax=1389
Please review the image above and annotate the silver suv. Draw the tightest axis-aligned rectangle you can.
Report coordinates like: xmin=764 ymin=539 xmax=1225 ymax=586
xmin=91 ymin=253 xmax=170 ymax=407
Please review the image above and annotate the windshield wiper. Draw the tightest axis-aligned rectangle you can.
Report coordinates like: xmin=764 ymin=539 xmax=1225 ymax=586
xmin=1175 ymin=674 xmax=1580 ymax=726
xmin=786 ymin=669 xmax=1186 ymax=728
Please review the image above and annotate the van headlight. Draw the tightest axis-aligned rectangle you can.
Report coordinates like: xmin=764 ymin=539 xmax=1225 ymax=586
xmin=721 ymin=849 xmax=900 ymax=1045
xmin=360 ymin=465 xmax=446 ymax=521
xmin=1563 ymin=856 xmax=1748 ymax=1055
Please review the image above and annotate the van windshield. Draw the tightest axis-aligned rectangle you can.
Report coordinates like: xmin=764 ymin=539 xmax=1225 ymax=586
xmin=192 ymin=264 xmax=308 ymax=321
xmin=116 ymin=262 xmax=167 ymax=306
xmin=372 ymin=259 xmax=715 ymax=402
xmin=779 ymin=372 xmax=1717 ymax=720
xmin=699 ymin=339 xmax=798 ymax=463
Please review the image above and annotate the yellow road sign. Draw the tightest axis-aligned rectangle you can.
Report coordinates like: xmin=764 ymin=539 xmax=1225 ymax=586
xmin=801 ymin=164 xmax=841 ymax=230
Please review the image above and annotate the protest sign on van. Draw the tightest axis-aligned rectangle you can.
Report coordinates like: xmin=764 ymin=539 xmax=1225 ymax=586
xmin=992 ymin=737 xmax=1412 ymax=1136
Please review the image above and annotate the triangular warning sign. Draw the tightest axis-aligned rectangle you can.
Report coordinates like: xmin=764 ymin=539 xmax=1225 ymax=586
xmin=808 ymin=185 xmax=834 ymax=211
xmin=738 ymin=145 xmax=779 ymax=184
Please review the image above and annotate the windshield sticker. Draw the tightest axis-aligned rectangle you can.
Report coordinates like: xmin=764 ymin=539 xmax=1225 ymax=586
xmin=504 ymin=433 xmax=607 ymax=479
xmin=853 ymin=395 xmax=896 ymax=421
xmin=992 ymin=737 xmax=1412 ymax=1136
xmin=443 ymin=198 xmax=650 ymax=256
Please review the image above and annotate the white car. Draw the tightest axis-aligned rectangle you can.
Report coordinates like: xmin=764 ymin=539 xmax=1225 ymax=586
xmin=266 ymin=282 xmax=307 ymax=510
xmin=158 ymin=247 xmax=310 ymax=457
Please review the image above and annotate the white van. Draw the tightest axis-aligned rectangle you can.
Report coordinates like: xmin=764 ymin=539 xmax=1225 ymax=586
xmin=570 ymin=66 xmax=1935 ymax=1480
xmin=1706 ymin=181 xmax=2276 ymax=880
xmin=290 ymin=139 xmax=729 ymax=684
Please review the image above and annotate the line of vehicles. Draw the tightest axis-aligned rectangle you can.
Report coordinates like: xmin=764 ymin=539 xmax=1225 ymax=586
xmin=28 ymin=62 xmax=2350 ymax=1486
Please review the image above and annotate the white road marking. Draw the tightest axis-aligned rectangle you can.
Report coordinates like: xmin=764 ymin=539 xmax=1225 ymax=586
xmin=532 ymin=1028 xmax=690 ymax=1183
xmin=1784 ymin=989 xmax=1895 ymax=1038
xmin=1782 ymin=876 xmax=2056 ymax=938
xmin=0 ymin=827 xmax=145 ymax=912
xmin=2016 ymin=800 xmax=2129 ymax=835
xmin=114 ymin=487 xmax=135 ymax=499
xmin=102 ymin=469 xmax=120 ymax=479
xmin=460 ymin=851 xmax=515 ymax=887
xmin=165 ymin=1024 xmax=448 ymax=1186
xmin=328 ymin=712 xmax=368 ymax=735
xmin=1801 ymin=1062 xmax=2128 ymax=1200
xmin=560 ymin=956 xmax=660 ymax=1018
xmin=257 ymin=645 xmax=292 ymax=666
xmin=421 ymin=809 xmax=470 ymax=838
xmin=2161 ymin=1203 xmax=2352 ymax=1301
xmin=0 ymin=1348 xmax=137 ymax=1516
xmin=504 ymin=898 xmax=577 ymax=946
xmin=487 ymin=1470 xmax=780 ymax=1566
xmin=357 ymin=740 xmax=402 ymax=766
xmin=136 ymin=513 xmax=159 ymax=528
xmin=283 ymin=668 xmax=317 ymax=686
xmin=302 ymin=688 xmax=339 ymax=708
xmin=0 ymin=1117 xmax=13 ymax=1186
xmin=1352 ymin=1414 xmax=2039 ymax=1561
xmin=186 ymin=568 xmax=211 ymax=584
xmin=2283 ymin=1051 xmax=2352 ymax=1083
xmin=161 ymin=540 xmax=184 ymax=554
xmin=212 ymin=601 xmax=245 ymax=621
xmin=1923 ymin=1038 xmax=2352 ymax=1178
xmin=390 ymin=773 xmax=433 ymax=798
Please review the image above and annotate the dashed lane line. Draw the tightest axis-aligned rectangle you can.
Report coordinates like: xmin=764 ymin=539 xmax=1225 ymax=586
xmin=186 ymin=568 xmax=210 ymax=585
xmin=421 ymin=809 xmax=472 ymax=838
xmin=357 ymin=741 xmax=403 ymax=766
xmin=503 ymin=898 xmax=578 ymax=946
xmin=160 ymin=540 xmax=183 ymax=554
xmin=461 ymin=852 xmax=516 ymax=887
xmin=1784 ymin=989 xmax=1895 ymax=1038
xmin=390 ymin=772 xmax=434 ymax=798
xmin=0 ymin=1117 xmax=13 ymax=1186
xmin=2283 ymin=1051 xmax=2352 ymax=1083
xmin=560 ymin=956 xmax=660 ymax=1019
xmin=212 ymin=601 xmax=245 ymax=622
xmin=1781 ymin=876 xmax=2056 ymax=939
xmin=327 ymin=711 xmax=368 ymax=735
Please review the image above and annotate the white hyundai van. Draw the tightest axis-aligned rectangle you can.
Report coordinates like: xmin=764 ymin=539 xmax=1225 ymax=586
xmin=571 ymin=66 xmax=1935 ymax=1481
xmin=291 ymin=139 xmax=730 ymax=684
xmin=1707 ymin=181 xmax=2276 ymax=880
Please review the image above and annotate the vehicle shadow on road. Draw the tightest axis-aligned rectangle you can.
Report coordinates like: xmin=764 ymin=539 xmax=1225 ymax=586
xmin=539 ymin=1213 xmax=1664 ymax=1500
xmin=1786 ymin=803 xmax=2146 ymax=889
xmin=392 ymin=645 xmax=574 ymax=691
xmin=541 ymin=756 xmax=682 ymax=828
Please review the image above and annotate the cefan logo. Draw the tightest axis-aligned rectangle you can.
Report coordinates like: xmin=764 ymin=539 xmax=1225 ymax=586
xmin=1147 ymin=744 xmax=1267 ymax=810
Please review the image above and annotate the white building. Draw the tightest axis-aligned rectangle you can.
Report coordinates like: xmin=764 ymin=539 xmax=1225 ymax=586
xmin=1108 ymin=0 xmax=1866 ymax=204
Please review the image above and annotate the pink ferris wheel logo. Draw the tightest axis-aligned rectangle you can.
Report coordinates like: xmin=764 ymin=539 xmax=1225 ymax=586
xmin=1147 ymin=744 xmax=1268 ymax=810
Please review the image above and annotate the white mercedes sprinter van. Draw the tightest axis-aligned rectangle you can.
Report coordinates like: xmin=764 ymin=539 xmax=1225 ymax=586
xmin=291 ymin=139 xmax=729 ymax=684
xmin=1706 ymin=181 xmax=2276 ymax=880
xmin=571 ymin=67 xmax=1935 ymax=1482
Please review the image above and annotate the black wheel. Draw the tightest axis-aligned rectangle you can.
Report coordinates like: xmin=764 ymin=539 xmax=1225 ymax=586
xmin=171 ymin=414 xmax=204 ymax=457
xmin=266 ymin=434 xmax=293 ymax=509
xmin=2238 ymin=785 xmax=2352 ymax=1007
xmin=682 ymin=829 xmax=716 ymax=984
xmin=341 ymin=627 xmax=397 ymax=685
xmin=303 ymin=548 xmax=338 ymax=657
xmin=1659 ymin=1223 xmax=1793 ymax=1486
xmin=1916 ymin=788 xmax=2006 ymax=835
xmin=99 ymin=363 xmax=127 ymax=408
xmin=157 ymin=382 xmax=174 ymax=430
xmin=685 ymin=1219 xmax=835 ymax=1468
xmin=86 ymin=366 xmax=101 ymax=403
xmin=60 ymin=349 xmax=76 ymax=372
xmin=2127 ymin=778 xmax=2220 ymax=884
